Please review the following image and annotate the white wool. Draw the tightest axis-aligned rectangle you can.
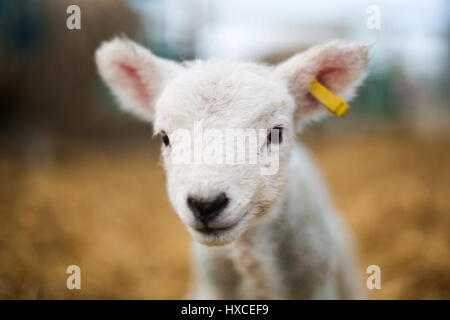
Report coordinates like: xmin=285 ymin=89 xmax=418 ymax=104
xmin=96 ymin=38 xmax=369 ymax=299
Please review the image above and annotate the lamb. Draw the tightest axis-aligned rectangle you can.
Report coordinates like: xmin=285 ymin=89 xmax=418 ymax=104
xmin=95 ymin=38 xmax=369 ymax=299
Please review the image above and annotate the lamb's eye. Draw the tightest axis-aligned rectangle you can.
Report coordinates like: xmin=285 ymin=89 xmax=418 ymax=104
xmin=161 ymin=132 xmax=170 ymax=147
xmin=268 ymin=126 xmax=283 ymax=144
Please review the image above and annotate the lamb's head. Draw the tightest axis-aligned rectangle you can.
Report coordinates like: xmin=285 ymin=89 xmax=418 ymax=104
xmin=96 ymin=38 xmax=369 ymax=246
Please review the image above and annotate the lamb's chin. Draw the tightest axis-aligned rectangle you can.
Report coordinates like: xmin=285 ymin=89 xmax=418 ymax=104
xmin=193 ymin=235 xmax=234 ymax=247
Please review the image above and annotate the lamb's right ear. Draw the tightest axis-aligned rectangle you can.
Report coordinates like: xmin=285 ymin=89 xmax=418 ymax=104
xmin=95 ymin=38 xmax=182 ymax=122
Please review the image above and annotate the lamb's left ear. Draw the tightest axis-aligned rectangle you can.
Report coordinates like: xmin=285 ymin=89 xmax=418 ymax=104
xmin=95 ymin=38 xmax=182 ymax=122
xmin=275 ymin=41 xmax=370 ymax=127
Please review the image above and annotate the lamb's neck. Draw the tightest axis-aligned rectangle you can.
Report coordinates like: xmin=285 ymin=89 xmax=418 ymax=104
xmin=227 ymin=187 xmax=290 ymax=298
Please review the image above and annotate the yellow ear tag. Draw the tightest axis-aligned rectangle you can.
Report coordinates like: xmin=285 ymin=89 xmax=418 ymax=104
xmin=309 ymin=78 xmax=350 ymax=117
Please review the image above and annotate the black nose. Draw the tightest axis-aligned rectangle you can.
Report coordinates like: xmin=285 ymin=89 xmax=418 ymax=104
xmin=187 ymin=193 xmax=229 ymax=223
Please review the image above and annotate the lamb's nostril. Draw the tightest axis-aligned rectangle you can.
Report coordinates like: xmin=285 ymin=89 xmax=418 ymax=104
xmin=187 ymin=193 xmax=229 ymax=223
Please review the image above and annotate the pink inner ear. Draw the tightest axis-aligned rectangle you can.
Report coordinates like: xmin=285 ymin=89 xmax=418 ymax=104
xmin=317 ymin=66 xmax=348 ymax=92
xmin=317 ymin=66 xmax=340 ymax=83
xmin=316 ymin=53 xmax=352 ymax=92
xmin=304 ymin=67 xmax=345 ymax=115
xmin=117 ymin=62 xmax=151 ymax=107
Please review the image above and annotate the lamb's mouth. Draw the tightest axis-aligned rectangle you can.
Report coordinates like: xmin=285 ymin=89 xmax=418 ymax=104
xmin=194 ymin=221 xmax=239 ymax=236
xmin=193 ymin=212 xmax=248 ymax=236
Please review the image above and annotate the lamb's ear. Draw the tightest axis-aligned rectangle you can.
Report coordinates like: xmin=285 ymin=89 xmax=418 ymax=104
xmin=275 ymin=41 xmax=369 ymax=128
xmin=95 ymin=38 xmax=182 ymax=122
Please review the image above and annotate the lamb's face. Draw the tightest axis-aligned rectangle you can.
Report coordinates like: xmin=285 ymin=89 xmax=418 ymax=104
xmin=96 ymin=38 xmax=369 ymax=246
xmin=153 ymin=63 xmax=295 ymax=245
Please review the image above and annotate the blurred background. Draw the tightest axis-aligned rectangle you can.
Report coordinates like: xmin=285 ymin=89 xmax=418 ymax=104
xmin=0 ymin=0 xmax=449 ymax=299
